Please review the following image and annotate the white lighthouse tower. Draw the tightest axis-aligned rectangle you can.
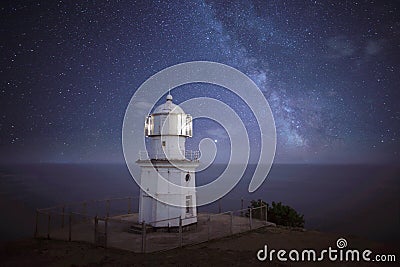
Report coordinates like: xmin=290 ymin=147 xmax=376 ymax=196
xmin=137 ymin=94 xmax=199 ymax=228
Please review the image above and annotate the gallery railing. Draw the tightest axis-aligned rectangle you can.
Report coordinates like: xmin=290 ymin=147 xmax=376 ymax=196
xmin=138 ymin=150 xmax=200 ymax=161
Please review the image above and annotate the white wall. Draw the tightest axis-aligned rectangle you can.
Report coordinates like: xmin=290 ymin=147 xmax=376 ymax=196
xmin=138 ymin=162 xmax=198 ymax=227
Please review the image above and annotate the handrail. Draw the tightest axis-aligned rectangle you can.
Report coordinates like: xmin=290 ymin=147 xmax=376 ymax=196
xmin=138 ymin=150 xmax=200 ymax=161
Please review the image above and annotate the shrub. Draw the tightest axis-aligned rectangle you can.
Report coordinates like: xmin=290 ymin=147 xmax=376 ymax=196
xmin=247 ymin=199 xmax=305 ymax=228
xmin=246 ymin=199 xmax=268 ymax=220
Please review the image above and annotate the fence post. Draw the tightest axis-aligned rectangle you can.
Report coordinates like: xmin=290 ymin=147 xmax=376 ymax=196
xmin=47 ymin=213 xmax=51 ymax=239
xmin=61 ymin=205 xmax=65 ymax=228
xmin=83 ymin=201 xmax=87 ymax=220
xmin=230 ymin=211 xmax=233 ymax=235
xmin=128 ymin=197 xmax=132 ymax=214
xmin=95 ymin=200 xmax=99 ymax=216
xmin=240 ymin=198 xmax=244 ymax=217
xmin=94 ymin=216 xmax=98 ymax=244
xmin=265 ymin=204 xmax=268 ymax=223
xmin=141 ymin=221 xmax=146 ymax=253
xmin=207 ymin=215 xmax=211 ymax=241
xmin=68 ymin=212 xmax=72 ymax=241
xmin=249 ymin=208 xmax=253 ymax=230
xmin=179 ymin=217 xmax=183 ymax=248
xmin=106 ymin=199 xmax=110 ymax=217
xmin=33 ymin=209 xmax=39 ymax=238
xmin=104 ymin=218 xmax=108 ymax=248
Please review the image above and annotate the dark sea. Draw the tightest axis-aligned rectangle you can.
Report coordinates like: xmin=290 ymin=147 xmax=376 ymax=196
xmin=0 ymin=163 xmax=398 ymax=245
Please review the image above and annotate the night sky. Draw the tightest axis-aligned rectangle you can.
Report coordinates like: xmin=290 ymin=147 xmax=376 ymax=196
xmin=1 ymin=0 xmax=399 ymax=164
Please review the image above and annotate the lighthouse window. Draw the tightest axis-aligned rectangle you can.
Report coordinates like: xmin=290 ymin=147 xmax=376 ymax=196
xmin=144 ymin=115 xmax=153 ymax=136
xmin=177 ymin=114 xmax=182 ymax=135
xmin=186 ymin=115 xmax=192 ymax=137
xmin=186 ymin=195 xmax=192 ymax=214
xmin=185 ymin=173 xmax=190 ymax=182
xmin=162 ymin=141 xmax=166 ymax=146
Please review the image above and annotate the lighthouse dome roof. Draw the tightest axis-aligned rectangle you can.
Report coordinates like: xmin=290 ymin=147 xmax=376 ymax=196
xmin=153 ymin=94 xmax=185 ymax=114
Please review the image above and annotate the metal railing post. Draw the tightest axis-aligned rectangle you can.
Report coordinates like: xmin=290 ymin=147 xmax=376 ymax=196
xmin=265 ymin=204 xmax=268 ymax=223
xmin=104 ymin=218 xmax=108 ymax=248
xmin=34 ymin=209 xmax=39 ymax=238
xmin=68 ymin=212 xmax=72 ymax=241
xmin=95 ymin=200 xmax=99 ymax=217
xmin=61 ymin=206 xmax=65 ymax=228
xmin=249 ymin=208 xmax=253 ymax=230
xmin=207 ymin=215 xmax=211 ymax=241
xmin=179 ymin=217 xmax=183 ymax=247
xmin=47 ymin=213 xmax=51 ymax=239
xmin=141 ymin=221 xmax=146 ymax=253
xmin=106 ymin=199 xmax=110 ymax=217
xmin=240 ymin=198 xmax=244 ymax=216
xmin=230 ymin=211 xmax=233 ymax=235
xmin=83 ymin=201 xmax=87 ymax=220
xmin=94 ymin=216 xmax=98 ymax=244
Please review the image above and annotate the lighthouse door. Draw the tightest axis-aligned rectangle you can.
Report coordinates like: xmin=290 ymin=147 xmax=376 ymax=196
xmin=185 ymin=195 xmax=193 ymax=216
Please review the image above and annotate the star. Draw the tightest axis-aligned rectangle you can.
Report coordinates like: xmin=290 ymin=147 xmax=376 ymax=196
xmin=0 ymin=0 xmax=398 ymax=164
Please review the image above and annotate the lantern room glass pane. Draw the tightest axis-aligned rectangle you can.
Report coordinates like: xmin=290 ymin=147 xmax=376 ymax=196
xmin=177 ymin=114 xmax=182 ymax=135
xmin=186 ymin=115 xmax=192 ymax=137
xmin=144 ymin=115 xmax=154 ymax=136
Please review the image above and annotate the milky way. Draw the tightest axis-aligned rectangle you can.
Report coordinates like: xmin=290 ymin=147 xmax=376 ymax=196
xmin=1 ymin=0 xmax=399 ymax=164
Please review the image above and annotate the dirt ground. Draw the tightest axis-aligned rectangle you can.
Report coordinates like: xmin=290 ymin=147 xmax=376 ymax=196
xmin=0 ymin=227 xmax=398 ymax=266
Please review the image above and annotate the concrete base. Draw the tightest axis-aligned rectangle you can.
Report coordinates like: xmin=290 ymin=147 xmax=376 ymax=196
xmin=129 ymin=222 xmax=198 ymax=234
xmin=153 ymin=222 xmax=198 ymax=233
xmin=47 ymin=212 xmax=274 ymax=253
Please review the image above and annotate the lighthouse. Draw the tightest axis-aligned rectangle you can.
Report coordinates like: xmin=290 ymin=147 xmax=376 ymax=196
xmin=137 ymin=94 xmax=199 ymax=227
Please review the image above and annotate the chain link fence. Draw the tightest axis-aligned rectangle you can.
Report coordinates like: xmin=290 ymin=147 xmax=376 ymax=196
xmin=35 ymin=197 xmax=275 ymax=253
